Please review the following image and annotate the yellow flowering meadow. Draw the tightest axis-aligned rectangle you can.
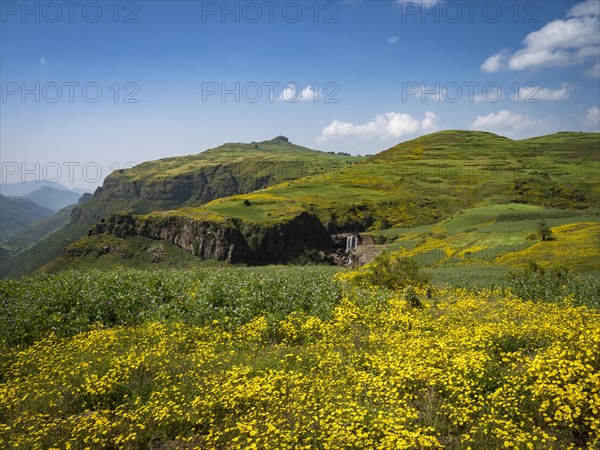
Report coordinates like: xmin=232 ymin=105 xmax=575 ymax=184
xmin=1 ymin=279 xmax=598 ymax=449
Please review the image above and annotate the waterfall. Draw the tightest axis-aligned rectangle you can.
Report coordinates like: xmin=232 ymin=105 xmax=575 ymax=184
xmin=345 ymin=235 xmax=358 ymax=253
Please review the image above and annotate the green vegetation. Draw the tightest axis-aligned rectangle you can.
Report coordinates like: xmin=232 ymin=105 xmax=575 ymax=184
xmin=1 ymin=266 xmax=599 ymax=449
xmin=0 ymin=194 xmax=53 ymax=238
xmin=370 ymin=204 xmax=598 ymax=272
xmin=214 ymin=131 xmax=600 ymax=230
xmin=33 ymin=131 xmax=597 ymax=275
xmin=507 ymin=263 xmax=600 ymax=308
xmin=160 ymin=193 xmax=308 ymax=225
xmin=0 ymin=267 xmax=342 ymax=347
xmin=536 ymin=220 xmax=553 ymax=241
xmin=39 ymin=235 xmax=225 ymax=273
xmin=1 ymin=138 xmax=362 ymax=278
xmin=345 ymin=252 xmax=430 ymax=290
xmin=120 ymin=137 xmax=362 ymax=183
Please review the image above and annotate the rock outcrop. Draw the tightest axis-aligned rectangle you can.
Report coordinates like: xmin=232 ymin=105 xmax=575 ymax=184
xmin=89 ymin=211 xmax=333 ymax=264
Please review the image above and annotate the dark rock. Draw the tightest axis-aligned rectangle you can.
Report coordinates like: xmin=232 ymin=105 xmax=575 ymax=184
xmin=89 ymin=210 xmax=333 ymax=264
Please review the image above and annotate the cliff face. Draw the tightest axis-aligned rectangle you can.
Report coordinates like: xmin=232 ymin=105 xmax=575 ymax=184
xmin=72 ymin=165 xmax=273 ymax=225
xmin=89 ymin=211 xmax=333 ymax=264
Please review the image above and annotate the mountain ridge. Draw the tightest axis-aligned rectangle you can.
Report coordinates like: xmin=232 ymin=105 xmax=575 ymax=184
xmin=43 ymin=130 xmax=600 ymax=273
xmin=1 ymin=139 xmax=362 ymax=278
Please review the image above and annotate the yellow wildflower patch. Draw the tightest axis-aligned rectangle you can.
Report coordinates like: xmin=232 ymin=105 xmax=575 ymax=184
xmin=1 ymin=286 xmax=598 ymax=449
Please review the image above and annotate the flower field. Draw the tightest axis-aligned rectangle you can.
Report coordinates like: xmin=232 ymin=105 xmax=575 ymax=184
xmin=1 ymin=267 xmax=599 ymax=449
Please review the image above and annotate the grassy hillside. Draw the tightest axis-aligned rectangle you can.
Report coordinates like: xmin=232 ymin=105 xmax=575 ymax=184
xmin=119 ymin=137 xmax=361 ymax=184
xmin=155 ymin=131 xmax=598 ymax=234
xmin=74 ymin=136 xmax=362 ymax=224
xmin=378 ymin=203 xmax=599 ymax=271
xmin=1 ymin=137 xmax=360 ymax=278
xmin=56 ymin=131 xmax=599 ymax=273
xmin=0 ymin=194 xmax=54 ymax=238
xmin=264 ymin=131 xmax=598 ymax=226
xmin=9 ymin=130 xmax=598 ymax=276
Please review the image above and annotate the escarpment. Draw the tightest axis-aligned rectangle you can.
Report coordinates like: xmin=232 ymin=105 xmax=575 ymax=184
xmin=89 ymin=211 xmax=333 ymax=264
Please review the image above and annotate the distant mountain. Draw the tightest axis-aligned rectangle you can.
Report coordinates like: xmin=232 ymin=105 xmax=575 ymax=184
xmin=17 ymin=187 xmax=82 ymax=212
xmin=0 ymin=180 xmax=89 ymax=197
xmin=0 ymin=194 xmax=54 ymax=238
xmin=0 ymin=204 xmax=75 ymax=262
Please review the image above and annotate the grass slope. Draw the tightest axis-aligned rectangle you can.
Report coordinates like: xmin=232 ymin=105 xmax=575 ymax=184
xmin=0 ymin=194 xmax=54 ymax=238
xmin=74 ymin=131 xmax=599 ymax=273
xmin=122 ymin=138 xmax=361 ymax=183
xmin=164 ymin=131 xmax=599 ymax=233
xmin=2 ymin=138 xmax=360 ymax=278
xmin=380 ymin=204 xmax=599 ymax=270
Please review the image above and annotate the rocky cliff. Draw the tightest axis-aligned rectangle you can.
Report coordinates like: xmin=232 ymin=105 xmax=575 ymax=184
xmin=89 ymin=210 xmax=333 ymax=264
xmin=2 ymin=139 xmax=359 ymax=278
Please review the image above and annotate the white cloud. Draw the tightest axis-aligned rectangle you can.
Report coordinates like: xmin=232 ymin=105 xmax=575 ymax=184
xmin=317 ymin=111 xmax=440 ymax=143
xmin=481 ymin=52 xmax=508 ymax=73
xmin=481 ymin=1 xmax=600 ymax=72
xmin=470 ymin=110 xmax=540 ymax=135
xmin=279 ymin=84 xmax=320 ymax=102
xmin=520 ymin=82 xmax=573 ymax=101
xmin=40 ymin=57 xmax=46 ymax=65
xmin=584 ymin=106 xmax=600 ymax=129
xmin=567 ymin=0 xmax=600 ymax=18
xmin=387 ymin=36 xmax=399 ymax=44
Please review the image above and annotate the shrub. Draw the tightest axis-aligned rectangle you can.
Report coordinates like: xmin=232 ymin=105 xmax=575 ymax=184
xmin=536 ymin=220 xmax=553 ymax=241
xmin=403 ymin=285 xmax=421 ymax=308
xmin=360 ymin=252 xmax=429 ymax=291
xmin=0 ymin=267 xmax=343 ymax=347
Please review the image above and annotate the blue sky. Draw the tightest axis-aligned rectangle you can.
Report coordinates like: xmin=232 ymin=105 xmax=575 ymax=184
xmin=1 ymin=0 xmax=599 ymax=189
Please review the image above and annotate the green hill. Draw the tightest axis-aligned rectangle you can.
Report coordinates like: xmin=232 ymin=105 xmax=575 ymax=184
xmin=18 ymin=186 xmax=82 ymax=211
xmin=256 ymin=130 xmax=598 ymax=230
xmin=0 ymin=194 xmax=54 ymax=239
xmin=72 ymin=136 xmax=362 ymax=226
xmin=132 ymin=130 xmax=600 ymax=231
xmin=47 ymin=131 xmax=599 ymax=273
xmin=0 ymin=204 xmax=76 ymax=262
xmin=1 ymin=138 xmax=362 ymax=278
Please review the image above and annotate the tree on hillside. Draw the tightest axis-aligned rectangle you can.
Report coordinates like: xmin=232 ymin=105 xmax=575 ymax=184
xmin=536 ymin=220 xmax=553 ymax=241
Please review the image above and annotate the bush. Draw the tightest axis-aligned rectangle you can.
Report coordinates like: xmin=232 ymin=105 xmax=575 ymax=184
xmin=361 ymin=252 xmax=429 ymax=291
xmin=536 ymin=220 xmax=553 ymax=241
xmin=403 ymin=285 xmax=421 ymax=308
